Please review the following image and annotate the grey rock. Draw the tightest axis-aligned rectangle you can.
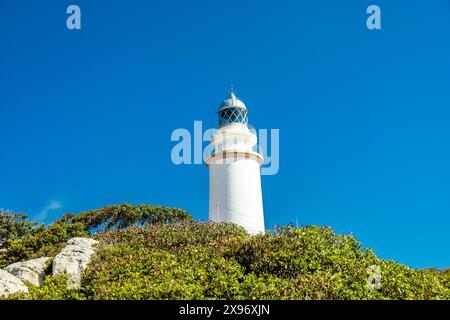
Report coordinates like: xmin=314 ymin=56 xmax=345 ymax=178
xmin=4 ymin=257 xmax=51 ymax=287
xmin=0 ymin=269 xmax=28 ymax=297
xmin=53 ymin=237 xmax=98 ymax=289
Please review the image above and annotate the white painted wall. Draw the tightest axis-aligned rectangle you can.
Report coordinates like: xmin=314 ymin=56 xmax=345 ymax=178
xmin=207 ymin=124 xmax=265 ymax=234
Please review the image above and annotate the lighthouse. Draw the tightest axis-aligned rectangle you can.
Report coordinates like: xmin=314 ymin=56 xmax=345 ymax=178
xmin=206 ymin=91 xmax=265 ymax=234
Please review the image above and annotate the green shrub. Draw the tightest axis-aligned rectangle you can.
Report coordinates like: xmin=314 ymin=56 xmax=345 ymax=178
xmin=0 ymin=221 xmax=88 ymax=268
xmin=0 ymin=210 xmax=37 ymax=246
xmin=378 ymin=261 xmax=449 ymax=299
xmin=8 ymin=275 xmax=87 ymax=300
xmin=61 ymin=203 xmax=192 ymax=231
xmin=75 ymin=223 xmax=450 ymax=300
xmin=2 ymin=207 xmax=448 ymax=300
xmin=0 ymin=204 xmax=193 ymax=268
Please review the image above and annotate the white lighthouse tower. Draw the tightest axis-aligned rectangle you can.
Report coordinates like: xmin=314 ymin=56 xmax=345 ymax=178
xmin=206 ymin=90 xmax=265 ymax=234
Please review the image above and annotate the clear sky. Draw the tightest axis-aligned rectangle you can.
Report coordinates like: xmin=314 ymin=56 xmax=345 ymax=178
xmin=1 ymin=0 xmax=449 ymax=269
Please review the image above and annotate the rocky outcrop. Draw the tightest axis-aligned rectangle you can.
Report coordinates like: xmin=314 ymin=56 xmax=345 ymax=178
xmin=53 ymin=237 xmax=98 ymax=289
xmin=0 ymin=269 xmax=28 ymax=297
xmin=1 ymin=237 xmax=98 ymax=295
xmin=4 ymin=257 xmax=51 ymax=287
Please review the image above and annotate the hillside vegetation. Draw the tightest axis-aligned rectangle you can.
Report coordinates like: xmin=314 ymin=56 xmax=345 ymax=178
xmin=1 ymin=205 xmax=449 ymax=300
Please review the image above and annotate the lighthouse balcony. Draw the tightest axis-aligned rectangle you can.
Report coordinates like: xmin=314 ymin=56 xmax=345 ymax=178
xmin=207 ymin=148 xmax=264 ymax=166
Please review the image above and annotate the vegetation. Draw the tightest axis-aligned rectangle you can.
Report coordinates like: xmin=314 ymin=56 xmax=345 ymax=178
xmin=1 ymin=205 xmax=449 ymax=300
xmin=0 ymin=204 xmax=191 ymax=268
xmin=0 ymin=210 xmax=37 ymax=246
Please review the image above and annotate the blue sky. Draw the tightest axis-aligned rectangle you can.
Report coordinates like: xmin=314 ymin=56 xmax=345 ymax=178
xmin=1 ymin=0 xmax=449 ymax=269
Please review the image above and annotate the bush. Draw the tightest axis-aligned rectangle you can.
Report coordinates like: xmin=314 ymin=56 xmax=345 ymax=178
xmin=29 ymin=222 xmax=446 ymax=300
xmin=0 ymin=221 xmax=88 ymax=268
xmin=60 ymin=204 xmax=192 ymax=231
xmin=0 ymin=204 xmax=193 ymax=268
xmin=80 ymin=222 xmax=248 ymax=299
xmin=0 ymin=210 xmax=37 ymax=246
xmin=3 ymin=208 xmax=448 ymax=300
xmin=7 ymin=275 xmax=86 ymax=300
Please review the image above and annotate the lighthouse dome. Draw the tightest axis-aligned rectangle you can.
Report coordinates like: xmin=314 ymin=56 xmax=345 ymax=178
xmin=219 ymin=92 xmax=247 ymax=111
xmin=218 ymin=92 xmax=249 ymax=128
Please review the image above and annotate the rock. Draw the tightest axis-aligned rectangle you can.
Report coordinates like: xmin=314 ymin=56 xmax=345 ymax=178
xmin=4 ymin=257 xmax=51 ymax=287
xmin=0 ymin=269 xmax=29 ymax=297
xmin=53 ymin=237 xmax=98 ymax=289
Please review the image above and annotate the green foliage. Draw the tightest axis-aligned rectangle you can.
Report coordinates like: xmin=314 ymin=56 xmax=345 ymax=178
xmin=0 ymin=221 xmax=88 ymax=268
xmin=60 ymin=203 xmax=193 ymax=231
xmin=21 ymin=222 xmax=447 ymax=300
xmin=81 ymin=222 xmax=248 ymax=300
xmin=379 ymin=261 xmax=449 ymax=299
xmin=7 ymin=275 xmax=86 ymax=300
xmin=0 ymin=204 xmax=193 ymax=268
xmin=2 ymin=206 xmax=448 ymax=300
xmin=0 ymin=210 xmax=37 ymax=246
xmin=224 ymin=225 xmax=382 ymax=299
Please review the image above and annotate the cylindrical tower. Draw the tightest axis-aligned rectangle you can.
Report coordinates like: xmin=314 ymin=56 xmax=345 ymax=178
xmin=206 ymin=91 xmax=265 ymax=234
